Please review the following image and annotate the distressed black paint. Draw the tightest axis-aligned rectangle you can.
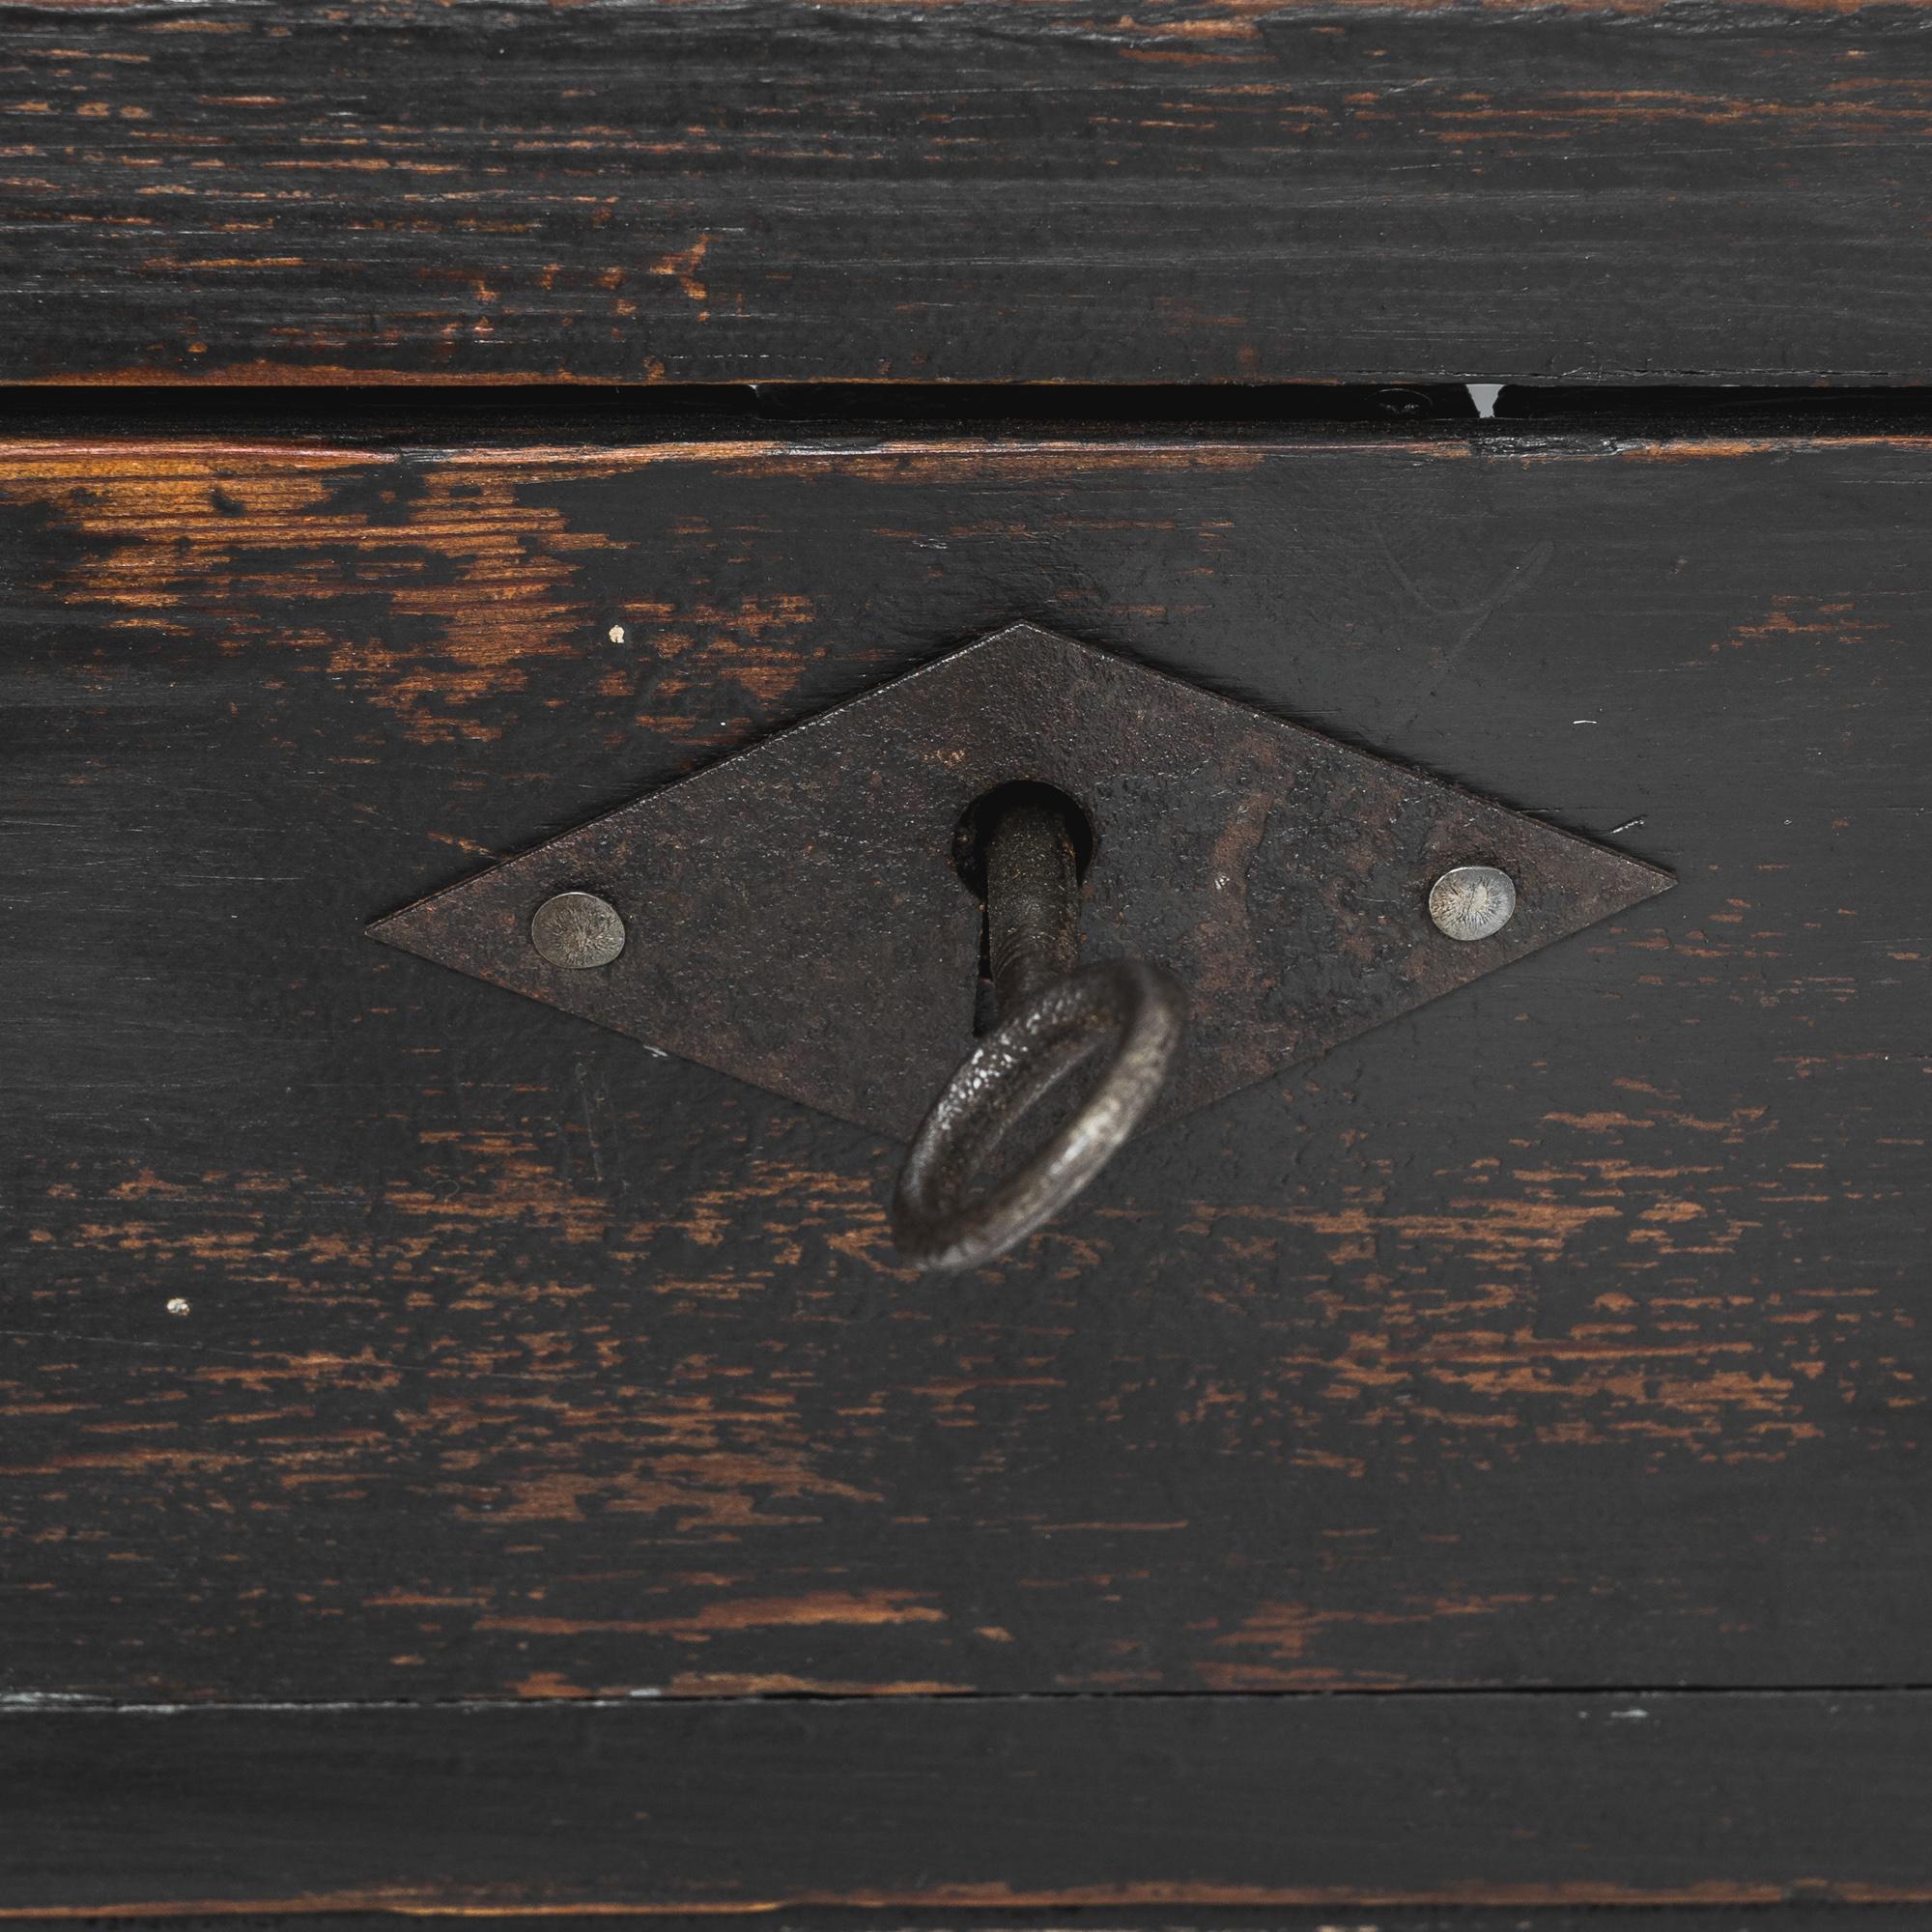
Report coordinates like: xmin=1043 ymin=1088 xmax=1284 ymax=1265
xmin=4 ymin=4 xmax=1932 ymax=384
xmin=8 ymin=1694 xmax=1932 ymax=1912
xmin=68 ymin=1916 xmax=1932 ymax=1932
xmin=1 ymin=427 xmax=1925 ymax=1712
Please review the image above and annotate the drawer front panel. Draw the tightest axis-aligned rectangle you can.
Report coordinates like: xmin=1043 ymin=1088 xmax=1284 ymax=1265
xmin=12 ymin=1696 xmax=1932 ymax=1914
xmin=2 ymin=429 xmax=1925 ymax=1704
xmin=4 ymin=2 xmax=1932 ymax=384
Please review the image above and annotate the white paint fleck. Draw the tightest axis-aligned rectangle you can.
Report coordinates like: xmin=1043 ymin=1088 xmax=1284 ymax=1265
xmin=608 ymin=623 xmax=627 ymax=645
xmin=1573 ymin=718 xmax=1599 ymax=726
xmin=165 ymin=1296 xmax=190 ymax=1318
xmin=1611 ymin=1707 xmax=1650 ymax=1720
xmin=2 ymin=1690 xmax=668 ymax=1715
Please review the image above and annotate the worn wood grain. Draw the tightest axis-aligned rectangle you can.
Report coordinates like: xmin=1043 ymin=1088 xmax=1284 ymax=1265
xmin=7 ymin=1693 xmax=1932 ymax=1913
xmin=10 ymin=1899 xmax=1917 ymax=1926
xmin=5 ymin=2 xmax=1932 ymax=384
xmin=1 ymin=427 xmax=1926 ymax=1705
xmin=10 ymin=1919 xmax=1921 ymax=1932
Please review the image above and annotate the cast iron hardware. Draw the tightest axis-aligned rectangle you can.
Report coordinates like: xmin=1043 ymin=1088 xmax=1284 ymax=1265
xmin=371 ymin=623 xmax=1672 ymax=1263
xmin=891 ymin=794 xmax=1186 ymax=1271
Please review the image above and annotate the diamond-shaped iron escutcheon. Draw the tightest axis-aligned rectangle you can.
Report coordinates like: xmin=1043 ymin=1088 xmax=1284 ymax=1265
xmin=370 ymin=625 xmax=1673 ymax=1138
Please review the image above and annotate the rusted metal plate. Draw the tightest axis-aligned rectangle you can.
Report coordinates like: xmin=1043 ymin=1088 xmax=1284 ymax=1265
xmin=370 ymin=625 xmax=1672 ymax=1138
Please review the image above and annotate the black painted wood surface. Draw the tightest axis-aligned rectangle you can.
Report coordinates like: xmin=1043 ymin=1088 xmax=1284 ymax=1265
xmin=5 ymin=1898 xmax=1928 ymax=1927
xmin=3 ymin=425 xmax=1925 ymax=1714
xmin=10 ymin=1693 xmax=1932 ymax=1912
xmin=5 ymin=3 xmax=1932 ymax=384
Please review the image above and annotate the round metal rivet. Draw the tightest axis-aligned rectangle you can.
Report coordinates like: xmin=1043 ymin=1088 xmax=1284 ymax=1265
xmin=530 ymin=891 xmax=626 ymax=969
xmin=1428 ymin=865 xmax=1517 ymax=942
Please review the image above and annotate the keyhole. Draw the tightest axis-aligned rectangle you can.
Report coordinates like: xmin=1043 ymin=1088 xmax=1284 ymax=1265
xmin=950 ymin=781 xmax=1095 ymax=899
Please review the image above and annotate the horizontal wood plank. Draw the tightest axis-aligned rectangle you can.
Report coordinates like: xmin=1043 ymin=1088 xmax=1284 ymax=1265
xmin=7 ymin=1692 xmax=1932 ymax=1912
xmin=16 ymin=1915 xmax=1915 ymax=1932
xmin=8 ymin=1899 xmax=1928 ymax=1927
xmin=1 ymin=428 xmax=1927 ymax=1705
xmin=4 ymin=3 xmax=1932 ymax=384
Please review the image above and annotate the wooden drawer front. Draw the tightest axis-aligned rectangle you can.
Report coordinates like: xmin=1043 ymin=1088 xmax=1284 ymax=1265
xmin=4 ymin=2 xmax=1932 ymax=384
xmin=5 ymin=426 xmax=1923 ymax=1719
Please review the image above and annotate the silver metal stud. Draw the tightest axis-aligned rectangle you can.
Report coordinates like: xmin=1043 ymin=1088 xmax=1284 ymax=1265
xmin=530 ymin=891 xmax=627 ymax=969
xmin=1428 ymin=865 xmax=1517 ymax=942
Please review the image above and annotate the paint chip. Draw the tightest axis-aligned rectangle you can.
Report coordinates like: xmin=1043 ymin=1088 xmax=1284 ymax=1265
xmin=165 ymin=1296 xmax=190 ymax=1317
xmin=609 ymin=623 xmax=627 ymax=644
